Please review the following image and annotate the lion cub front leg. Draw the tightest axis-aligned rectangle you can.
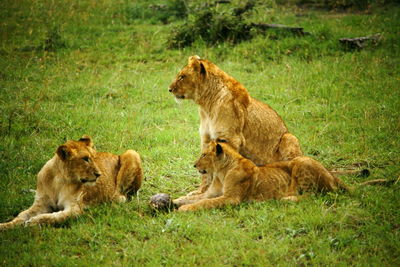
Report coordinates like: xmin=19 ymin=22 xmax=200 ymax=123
xmin=185 ymin=173 xmax=212 ymax=196
xmin=174 ymin=176 xmax=222 ymax=207
xmin=0 ymin=200 xmax=50 ymax=230
xmin=25 ymin=205 xmax=82 ymax=226
xmin=179 ymin=171 xmax=245 ymax=211
xmin=185 ymin=131 xmax=212 ymax=196
xmin=178 ymin=196 xmax=241 ymax=211
xmin=173 ymin=192 xmax=208 ymax=207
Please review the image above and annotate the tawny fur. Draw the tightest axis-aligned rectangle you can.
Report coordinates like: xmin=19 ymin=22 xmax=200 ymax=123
xmin=169 ymin=56 xmax=302 ymax=195
xmin=0 ymin=136 xmax=143 ymax=229
xmin=175 ymin=141 xmax=347 ymax=211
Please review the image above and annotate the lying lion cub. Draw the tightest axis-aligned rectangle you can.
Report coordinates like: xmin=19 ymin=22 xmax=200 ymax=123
xmin=175 ymin=141 xmax=348 ymax=211
xmin=0 ymin=136 xmax=142 ymax=229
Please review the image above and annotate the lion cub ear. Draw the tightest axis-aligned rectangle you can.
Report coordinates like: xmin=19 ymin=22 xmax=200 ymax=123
xmin=56 ymin=145 xmax=72 ymax=161
xmin=216 ymin=143 xmax=223 ymax=156
xmin=199 ymin=62 xmax=206 ymax=76
xmin=188 ymin=55 xmax=201 ymax=65
xmin=188 ymin=55 xmax=206 ymax=76
xmin=79 ymin=135 xmax=94 ymax=148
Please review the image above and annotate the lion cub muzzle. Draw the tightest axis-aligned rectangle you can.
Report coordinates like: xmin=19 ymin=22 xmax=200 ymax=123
xmin=199 ymin=170 xmax=207 ymax=174
xmin=194 ymin=160 xmax=207 ymax=174
xmin=168 ymin=86 xmax=185 ymax=99
xmin=80 ymin=171 xmax=101 ymax=184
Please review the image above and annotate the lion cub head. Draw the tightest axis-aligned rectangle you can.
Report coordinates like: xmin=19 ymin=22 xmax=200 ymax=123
xmin=194 ymin=141 xmax=234 ymax=174
xmin=168 ymin=55 xmax=207 ymax=101
xmin=56 ymin=136 xmax=101 ymax=185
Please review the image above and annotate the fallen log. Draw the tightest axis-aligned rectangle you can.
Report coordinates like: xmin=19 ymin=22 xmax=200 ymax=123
xmin=251 ymin=23 xmax=310 ymax=36
xmin=330 ymin=169 xmax=370 ymax=177
xmin=339 ymin=34 xmax=381 ymax=49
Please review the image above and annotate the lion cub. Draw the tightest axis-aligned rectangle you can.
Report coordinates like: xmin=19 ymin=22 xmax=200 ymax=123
xmin=175 ymin=141 xmax=348 ymax=211
xmin=169 ymin=55 xmax=302 ymax=195
xmin=0 ymin=136 xmax=143 ymax=229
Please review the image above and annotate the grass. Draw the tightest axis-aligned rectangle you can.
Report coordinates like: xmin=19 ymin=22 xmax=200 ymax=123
xmin=1 ymin=0 xmax=399 ymax=266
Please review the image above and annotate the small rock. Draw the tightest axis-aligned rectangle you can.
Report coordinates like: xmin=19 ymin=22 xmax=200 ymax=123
xmin=149 ymin=193 xmax=174 ymax=211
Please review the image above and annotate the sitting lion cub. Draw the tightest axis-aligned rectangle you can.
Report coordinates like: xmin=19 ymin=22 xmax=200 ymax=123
xmin=169 ymin=55 xmax=302 ymax=195
xmin=176 ymin=141 xmax=348 ymax=211
xmin=0 ymin=136 xmax=143 ymax=229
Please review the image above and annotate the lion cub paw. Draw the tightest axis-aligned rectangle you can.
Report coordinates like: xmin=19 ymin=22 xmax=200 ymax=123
xmin=25 ymin=217 xmax=41 ymax=226
xmin=186 ymin=190 xmax=202 ymax=196
xmin=172 ymin=197 xmax=189 ymax=207
xmin=113 ymin=194 xmax=127 ymax=203
xmin=178 ymin=204 xmax=197 ymax=212
xmin=281 ymin=196 xmax=299 ymax=202
xmin=0 ymin=223 xmax=10 ymax=230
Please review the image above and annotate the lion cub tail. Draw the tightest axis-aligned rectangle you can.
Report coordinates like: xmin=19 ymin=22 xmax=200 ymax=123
xmin=331 ymin=169 xmax=396 ymax=190
xmin=334 ymin=176 xmax=351 ymax=192
xmin=336 ymin=176 xmax=396 ymax=193
xmin=358 ymin=179 xmax=396 ymax=187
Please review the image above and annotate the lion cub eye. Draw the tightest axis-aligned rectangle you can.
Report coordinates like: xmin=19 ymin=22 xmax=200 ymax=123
xmin=200 ymin=153 xmax=206 ymax=158
xmin=178 ymin=75 xmax=185 ymax=81
xmin=82 ymin=156 xmax=90 ymax=162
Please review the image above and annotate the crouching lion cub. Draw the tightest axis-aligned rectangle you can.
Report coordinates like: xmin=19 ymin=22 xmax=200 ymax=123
xmin=169 ymin=55 xmax=302 ymax=195
xmin=0 ymin=136 xmax=143 ymax=229
xmin=175 ymin=141 xmax=347 ymax=211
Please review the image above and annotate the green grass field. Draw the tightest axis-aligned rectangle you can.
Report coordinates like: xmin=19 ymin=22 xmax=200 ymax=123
xmin=1 ymin=0 xmax=399 ymax=266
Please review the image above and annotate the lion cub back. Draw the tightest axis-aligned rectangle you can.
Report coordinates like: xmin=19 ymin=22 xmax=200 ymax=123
xmin=290 ymin=157 xmax=349 ymax=192
xmin=82 ymin=152 xmax=120 ymax=204
xmin=82 ymin=150 xmax=143 ymax=205
xmin=250 ymin=165 xmax=292 ymax=201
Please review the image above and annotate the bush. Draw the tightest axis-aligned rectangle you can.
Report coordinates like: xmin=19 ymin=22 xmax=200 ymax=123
xmin=168 ymin=1 xmax=255 ymax=48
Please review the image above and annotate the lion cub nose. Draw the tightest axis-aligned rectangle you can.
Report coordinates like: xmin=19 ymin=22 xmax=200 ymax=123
xmin=168 ymin=88 xmax=173 ymax=92
xmin=193 ymin=164 xmax=197 ymax=168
